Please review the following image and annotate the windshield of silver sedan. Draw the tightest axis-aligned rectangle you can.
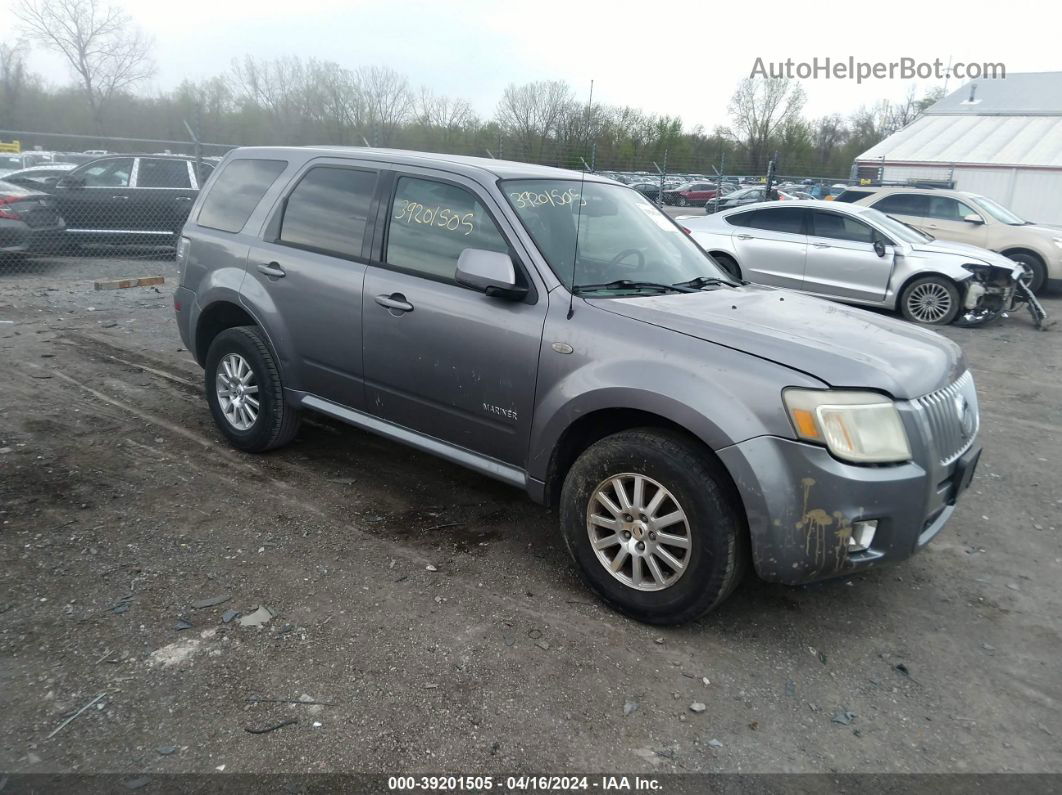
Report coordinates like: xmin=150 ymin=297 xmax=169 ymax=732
xmin=502 ymin=179 xmax=734 ymax=295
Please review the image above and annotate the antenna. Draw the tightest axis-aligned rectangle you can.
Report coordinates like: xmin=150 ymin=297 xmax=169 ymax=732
xmin=568 ymin=79 xmax=594 ymax=320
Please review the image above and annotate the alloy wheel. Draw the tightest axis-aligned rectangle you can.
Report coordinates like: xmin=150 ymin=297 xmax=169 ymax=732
xmin=586 ymin=473 xmax=692 ymax=591
xmin=906 ymin=282 xmax=953 ymax=323
xmin=216 ymin=353 xmax=260 ymax=431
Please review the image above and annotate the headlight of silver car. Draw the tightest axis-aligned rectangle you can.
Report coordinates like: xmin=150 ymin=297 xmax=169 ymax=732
xmin=783 ymin=389 xmax=911 ymax=464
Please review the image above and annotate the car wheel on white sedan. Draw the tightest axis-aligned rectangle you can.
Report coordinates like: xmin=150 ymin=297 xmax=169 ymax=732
xmin=899 ymin=276 xmax=961 ymax=325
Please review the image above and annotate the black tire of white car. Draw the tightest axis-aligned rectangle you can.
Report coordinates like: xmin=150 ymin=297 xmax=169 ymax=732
xmin=712 ymin=253 xmax=741 ymax=280
xmin=205 ymin=326 xmax=300 ymax=453
xmin=899 ymin=275 xmax=961 ymax=325
xmin=559 ymin=428 xmax=746 ymax=624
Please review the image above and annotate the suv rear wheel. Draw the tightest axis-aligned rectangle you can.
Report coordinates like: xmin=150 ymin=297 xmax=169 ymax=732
xmin=205 ymin=326 xmax=300 ymax=452
xmin=559 ymin=429 xmax=745 ymax=624
xmin=1004 ymin=251 xmax=1046 ymax=295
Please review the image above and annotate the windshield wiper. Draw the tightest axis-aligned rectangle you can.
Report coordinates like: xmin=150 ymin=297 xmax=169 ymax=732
xmin=574 ymin=279 xmax=696 ymax=295
xmin=671 ymin=275 xmax=736 ymax=289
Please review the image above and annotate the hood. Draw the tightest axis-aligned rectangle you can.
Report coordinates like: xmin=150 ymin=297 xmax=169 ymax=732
xmin=588 ymin=285 xmax=964 ymax=399
xmin=909 ymin=238 xmax=1022 ymax=274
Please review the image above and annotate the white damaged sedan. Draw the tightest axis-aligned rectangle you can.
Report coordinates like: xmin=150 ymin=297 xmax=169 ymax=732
xmin=681 ymin=200 xmax=1027 ymax=326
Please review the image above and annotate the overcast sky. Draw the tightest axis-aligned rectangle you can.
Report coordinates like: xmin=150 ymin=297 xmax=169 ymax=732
xmin=8 ymin=0 xmax=1060 ymax=129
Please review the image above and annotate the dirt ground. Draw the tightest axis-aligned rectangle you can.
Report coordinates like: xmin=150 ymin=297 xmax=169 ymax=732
xmin=1 ymin=253 xmax=1060 ymax=777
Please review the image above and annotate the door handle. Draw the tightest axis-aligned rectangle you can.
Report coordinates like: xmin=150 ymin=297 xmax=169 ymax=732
xmin=112 ymin=195 xmax=129 ymax=200
xmin=735 ymin=234 xmax=752 ymax=240
xmin=257 ymin=262 xmax=286 ymax=278
xmin=812 ymin=242 xmax=830 ymax=248
xmin=174 ymin=196 xmax=192 ymax=202
xmin=375 ymin=293 xmax=414 ymax=313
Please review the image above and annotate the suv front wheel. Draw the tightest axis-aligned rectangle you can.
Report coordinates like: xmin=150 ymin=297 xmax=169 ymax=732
xmin=205 ymin=326 xmax=300 ymax=452
xmin=560 ymin=429 xmax=746 ymax=624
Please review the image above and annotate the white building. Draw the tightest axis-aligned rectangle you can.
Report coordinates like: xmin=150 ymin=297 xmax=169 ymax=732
xmin=856 ymin=71 xmax=1062 ymax=226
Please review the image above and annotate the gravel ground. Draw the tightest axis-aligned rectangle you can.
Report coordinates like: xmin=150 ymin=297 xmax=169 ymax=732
xmin=1 ymin=253 xmax=1060 ymax=776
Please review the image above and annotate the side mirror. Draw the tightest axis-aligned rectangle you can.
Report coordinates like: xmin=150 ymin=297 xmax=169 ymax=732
xmin=873 ymin=239 xmax=887 ymax=258
xmin=456 ymin=248 xmax=527 ymax=300
xmin=963 ymin=213 xmax=984 ymax=225
xmin=57 ymin=175 xmax=84 ymax=189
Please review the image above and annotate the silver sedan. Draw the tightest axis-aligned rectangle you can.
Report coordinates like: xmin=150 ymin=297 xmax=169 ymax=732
xmin=681 ymin=200 xmax=1025 ymax=325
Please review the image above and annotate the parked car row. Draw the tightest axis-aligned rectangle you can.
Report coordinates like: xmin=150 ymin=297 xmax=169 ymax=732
xmin=682 ymin=200 xmax=1033 ymax=326
xmin=835 ymin=186 xmax=1062 ymax=294
xmin=0 ymin=153 xmax=221 ymax=257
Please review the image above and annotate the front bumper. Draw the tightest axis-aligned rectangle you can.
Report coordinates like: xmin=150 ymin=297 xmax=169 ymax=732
xmin=717 ymin=434 xmax=979 ymax=584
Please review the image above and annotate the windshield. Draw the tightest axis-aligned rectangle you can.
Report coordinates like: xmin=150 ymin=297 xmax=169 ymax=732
xmin=969 ymin=195 xmax=1026 ymax=225
xmin=502 ymin=179 xmax=731 ymax=293
xmin=857 ymin=206 xmax=933 ymax=243
xmin=0 ymin=156 xmax=22 ymax=170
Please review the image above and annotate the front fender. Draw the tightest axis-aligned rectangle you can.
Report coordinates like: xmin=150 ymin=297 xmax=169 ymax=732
xmin=526 ymin=306 xmax=825 ymax=484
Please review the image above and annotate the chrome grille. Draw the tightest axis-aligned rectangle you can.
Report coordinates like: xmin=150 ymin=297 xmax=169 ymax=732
xmin=912 ymin=371 xmax=979 ymax=466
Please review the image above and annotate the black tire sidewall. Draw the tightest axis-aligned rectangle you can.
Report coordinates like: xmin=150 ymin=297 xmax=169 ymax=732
xmin=1008 ymin=253 xmax=1046 ymax=294
xmin=900 ymin=276 xmax=961 ymax=325
xmin=205 ymin=327 xmax=284 ymax=452
xmin=560 ymin=430 xmax=741 ymax=624
xmin=714 ymin=254 xmax=741 ymax=280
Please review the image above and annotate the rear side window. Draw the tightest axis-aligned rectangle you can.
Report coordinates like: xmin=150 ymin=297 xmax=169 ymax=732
xmin=386 ymin=177 xmax=509 ymax=282
xmin=138 ymin=158 xmax=191 ymax=188
xmin=872 ymin=193 xmax=931 ymax=217
xmin=736 ymin=207 xmax=806 ymax=234
xmin=198 ymin=158 xmax=288 ymax=233
xmin=278 ymin=166 xmax=377 ymax=259
xmin=834 ymin=190 xmax=874 ymax=203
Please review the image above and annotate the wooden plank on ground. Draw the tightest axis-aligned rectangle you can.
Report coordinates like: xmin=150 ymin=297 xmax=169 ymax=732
xmin=94 ymin=276 xmax=166 ymax=290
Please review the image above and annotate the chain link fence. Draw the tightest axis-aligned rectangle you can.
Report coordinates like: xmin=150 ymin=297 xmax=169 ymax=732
xmin=0 ymin=129 xmax=853 ymax=288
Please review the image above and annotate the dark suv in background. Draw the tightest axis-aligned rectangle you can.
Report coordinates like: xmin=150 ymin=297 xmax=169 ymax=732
xmin=53 ymin=154 xmax=214 ymax=247
xmin=173 ymin=147 xmax=981 ymax=624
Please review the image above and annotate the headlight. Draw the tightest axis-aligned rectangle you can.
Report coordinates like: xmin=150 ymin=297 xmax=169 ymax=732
xmin=783 ymin=389 xmax=911 ymax=464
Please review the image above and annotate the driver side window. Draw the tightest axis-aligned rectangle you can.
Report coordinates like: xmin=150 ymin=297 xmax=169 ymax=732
xmin=79 ymin=157 xmax=134 ymax=188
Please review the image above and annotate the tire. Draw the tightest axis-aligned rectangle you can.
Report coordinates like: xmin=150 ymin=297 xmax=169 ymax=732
xmin=712 ymin=253 xmax=741 ymax=280
xmin=204 ymin=326 xmax=300 ymax=452
xmin=1004 ymin=251 xmax=1046 ymax=295
xmin=676 ymin=196 xmax=688 ymax=207
xmin=899 ymin=275 xmax=961 ymax=325
xmin=559 ymin=428 xmax=746 ymax=624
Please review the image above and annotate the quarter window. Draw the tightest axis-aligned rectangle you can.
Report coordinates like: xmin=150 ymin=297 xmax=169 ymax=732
xmin=137 ymin=158 xmax=191 ymax=188
xmin=197 ymin=158 xmax=288 ymax=234
xmin=79 ymin=158 xmax=133 ymax=188
xmin=386 ymin=177 xmax=509 ymax=282
xmin=279 ymin=167 xmax=377 ymax=259
xmin=810 ymin=210 xmax=876 ymax=244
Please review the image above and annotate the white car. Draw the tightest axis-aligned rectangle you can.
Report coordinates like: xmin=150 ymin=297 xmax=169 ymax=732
xmin=683 ymin=200 xmax=1026 ymax=325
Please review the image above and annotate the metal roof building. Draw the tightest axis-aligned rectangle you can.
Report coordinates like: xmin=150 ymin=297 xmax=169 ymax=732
xmin=856 ymin=71 xmax=1062 ymax=225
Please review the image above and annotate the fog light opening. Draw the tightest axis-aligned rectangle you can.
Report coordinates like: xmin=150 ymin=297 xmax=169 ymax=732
xmin=848 ymin=520 xmax=878 ymax=553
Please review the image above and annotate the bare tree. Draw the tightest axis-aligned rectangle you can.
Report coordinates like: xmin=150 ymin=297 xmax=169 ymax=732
xmin=16 ymin=0 xmax=154 ymax=133
xmin=0 ymin=41 xmax=32 ymax=126
xmin=356 ymin=66 xmax=412 ymax=146
xmin=811 ymin=114 xmax=847 ymax=169
xmin=495 ymin=80 xmax=576 ymax=160
xmin=727 ymin=77 xmax=806 ymax=171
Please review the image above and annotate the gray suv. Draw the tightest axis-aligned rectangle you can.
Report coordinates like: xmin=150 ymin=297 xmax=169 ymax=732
xmin=174 ymin=147 xmax=981 ymax=624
